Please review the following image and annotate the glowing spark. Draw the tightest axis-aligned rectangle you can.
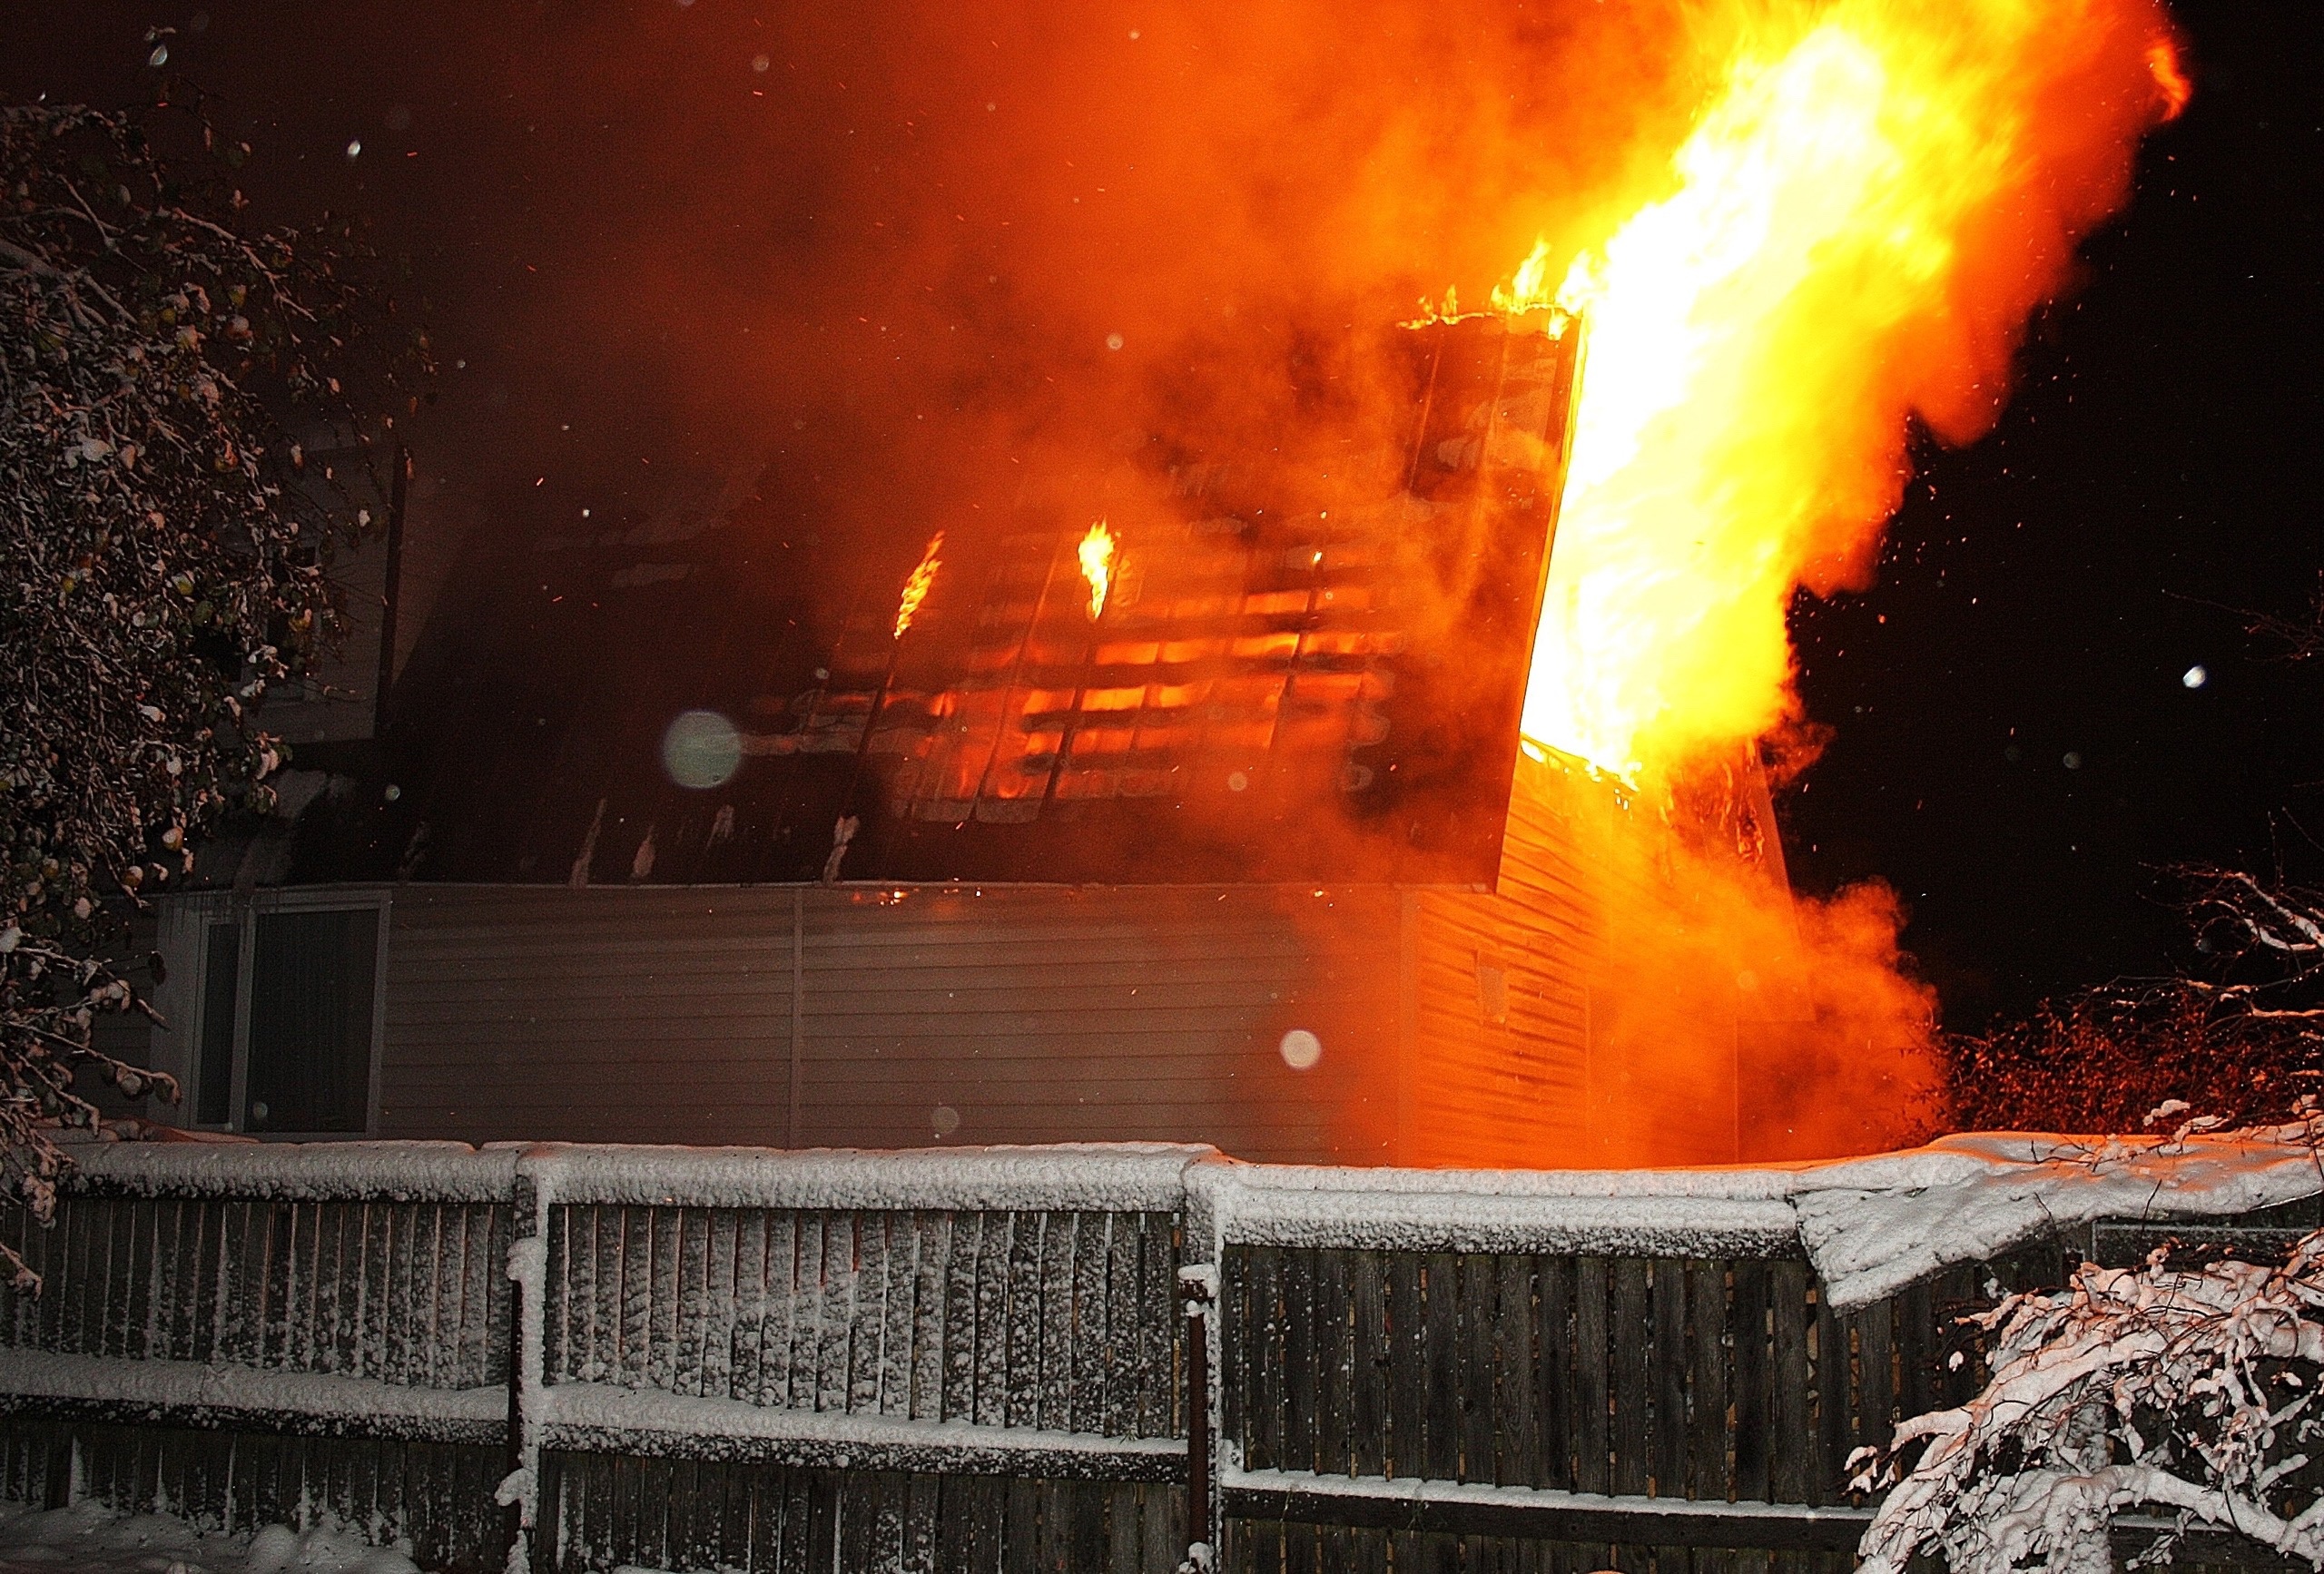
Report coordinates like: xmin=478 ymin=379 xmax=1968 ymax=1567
xmin=893 ymin=530 xmax=943 ymax=638
xmin=1078 ymin=520 xmax=1116 ymax=621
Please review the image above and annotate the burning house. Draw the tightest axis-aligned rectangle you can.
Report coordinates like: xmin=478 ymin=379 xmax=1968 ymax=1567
xmin=102 ymin=303 xmax=1872 ymax=1166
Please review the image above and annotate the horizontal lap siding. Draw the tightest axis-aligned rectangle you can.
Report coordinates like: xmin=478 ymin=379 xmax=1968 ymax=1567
xmin=380 ymin=888 xmax=797 ymax=1143
xmin=1408 ymin=762 xmax=1597 ymax=1167
xmin=379 ymin=883 xmax=1398 ymax=1159
xmin=800 ymin=888 xmax=1399 ymax=1160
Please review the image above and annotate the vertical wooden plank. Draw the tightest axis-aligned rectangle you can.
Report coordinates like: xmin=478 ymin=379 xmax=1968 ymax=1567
xmin=1688 ymin=1260 xmax=1729 ymax=1502
xmin=1896 ymin=1278 xmax=1935 ymax=1432
xmin=793 ymin=1211 xmax=832 ymax=1412
xmin=1421 ymin=1252 xmax=1461 ymax=1481
xmin=1315 ymin=1247 xmax=1353 ymax=1480
xmin=880 ymin=1212 xmax=921 ymax=1418
xmin=116 ymin=1197 xmax=152 ymax=1362
xmin=818 ymin=1212 xmax=859 ymax=1415
xmin=1610 ymin=1257 xmax=1649 ymax=1496
xmin=911 ymin=1213 xmax=950 ymax=1422
xmin=1770 ymin=1260 xmax=1811 ymax=1505
xmin=1650 ymin=1259 xmax=1687 ymax=1498
xmin=650 ymin=1205 xmax=685 ymax=1395
xmin=1284 ymin=1248 xmax=1319 ymax=1475
xmin=1352 ymin=1250 xmax=1390 ymax=1480
xmin=1003 ymin=1212 xmax=1043 ymax=1430
xmin=1137 ymin=1213 xmax=1177 ymax=1440
xmin=1856 ymin=1297 xmax=1896 ymax=1462
xmin=1036 ymin=1211 xmax=1078 ymax=1433
xmin=588 ymin=1204 xmax=619 ymax=1390
xmin=761 ymin=1211 xmax=799 ymax=1409
xmin=621 ymin=1205 xmax=655 ymax=1390
xmin=902 ymin=1472 xmax=940 ymax=1574
xmin=976 ymin=1211 xmax=1018 ymax=1428
xmin=1459 ymin=1254 xmax=1498 ymax=1485
xmin=730 ymin=1209 xmax=768 ymax=1405
xmin=1069 ymin=1212 xmax=1108 ymax=1435
xmin=1809 ymin=1284 xmax=1846 ymax=1506
xmin=1249 ymin=1248 xmax=1287 ymax=1473
xmin=382 ymin=1202 xmax=414 ymax=1382
xmin=1386 ymin=1252 xmax=1424 ymax=1481
xmin=1537 ymin=1255 xmax=1574 ymax=1492
xmin=1731 ymin=1259 xmax=1772 ymax=1504
xmin=944 ymin=1212 xmax=984 ymax=1424
xmin=850 ymin=1211 xmax=891 ymax=1416
xmin=107 ymin=1196 xmax=140 ymax=1361
xmin=1497 ymin=1254 xmax=1538 ymax=1489
xmin=540 ymin=1205 xmax=569 ymax=1388
xmin=1103 ymin=1211 xmax=1144 ymax=1437
xmin=694 ymin=1209 xmax=731 ymax=1399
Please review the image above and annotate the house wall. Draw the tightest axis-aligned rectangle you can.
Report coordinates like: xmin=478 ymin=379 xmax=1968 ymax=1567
xmin=1403 ymin=757 xmax=1600 ymax=1167
xmin=317 ymin=882 xmax=1403 ymax=1163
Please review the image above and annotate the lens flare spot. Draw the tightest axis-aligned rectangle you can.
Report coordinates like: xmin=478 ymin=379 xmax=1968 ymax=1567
xmin=662 ymin=710 xmax=742 ymax=790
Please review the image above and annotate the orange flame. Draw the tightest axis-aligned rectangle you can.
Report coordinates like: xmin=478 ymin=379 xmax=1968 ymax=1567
xmin=1078 ymin=519 xmax=1116 ymax=621
xmin=2146 ymin=38 xmax=2191 ymax=121
xmin=1512 ymin=0 xmax=2181 ymax=782
xmin=892 ymin=529 xmax=943 ymax=639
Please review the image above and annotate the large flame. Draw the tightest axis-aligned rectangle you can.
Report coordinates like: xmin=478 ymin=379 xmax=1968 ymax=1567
xmin=1515 ymin=2 xmax=2186 ymax=781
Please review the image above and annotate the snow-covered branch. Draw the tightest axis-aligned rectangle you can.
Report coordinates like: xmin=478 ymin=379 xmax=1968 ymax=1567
xmin=1 ymin=98 xmax=428 ymax=1274
xmin=1858 ymin=1226 xmax=2324 ymax=1574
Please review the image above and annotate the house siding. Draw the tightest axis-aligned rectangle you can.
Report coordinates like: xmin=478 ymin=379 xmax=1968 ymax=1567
xmin=369 ymin=882 xmax=1402 ymax=1163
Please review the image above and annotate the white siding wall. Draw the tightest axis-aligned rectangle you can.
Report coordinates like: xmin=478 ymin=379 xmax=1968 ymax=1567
xmin=376 ymin=883 xmax=1402 ymax=1163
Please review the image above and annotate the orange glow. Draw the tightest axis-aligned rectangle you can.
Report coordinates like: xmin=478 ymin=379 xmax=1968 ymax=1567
xmin=1512 ymin=0 xmax=2184 ymax=782
xmin=2146 ymin=38 xmax=2191 ymax=120
xmin=1078 ymin=519 xmax=1117 ymax=621
xmin=892 ymin=530 xmax=943 ymax=639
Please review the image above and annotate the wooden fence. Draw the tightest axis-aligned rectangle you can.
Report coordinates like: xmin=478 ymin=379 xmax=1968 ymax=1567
xmin=0 ymin=1140 xmax=2310 ymax=1572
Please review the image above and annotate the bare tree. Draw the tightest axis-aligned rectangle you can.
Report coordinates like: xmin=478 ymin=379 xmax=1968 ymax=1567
xmin=1948 ymin=867 xmax=2324 ymax=1135
xmin=1 ymin=97 xmax=426 ymax=1285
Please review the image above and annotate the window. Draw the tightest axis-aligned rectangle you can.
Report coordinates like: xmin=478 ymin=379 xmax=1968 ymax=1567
xmin=176 ymin=896 xmax=388 ymax=1135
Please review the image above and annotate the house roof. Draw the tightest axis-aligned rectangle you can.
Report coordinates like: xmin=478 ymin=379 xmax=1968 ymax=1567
xmin=286 ymin=311 xmax=1581 ymax=889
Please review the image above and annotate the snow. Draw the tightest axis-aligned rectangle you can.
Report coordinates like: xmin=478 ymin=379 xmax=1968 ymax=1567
xmin=536 ymin=1382 xmax=1185 ymax=1478
xmin=1789 ymin=1126 xmax=2324 ymax=1309
xmin=1222 ymin=1462 xmax=1874 ymax=1530
xmin=0 ymin=1351 xmax=506 ymax=1441
xmin=1187 ymin=1158 xmax=1799 ymax=1262
xmin=0 ymin=1500 xmax=419 ymax=1574
xmin=509 ymin=1140 xmax=1215 ymax=1213
xmin=57 ymin=1137 xmax=517 ymax=1204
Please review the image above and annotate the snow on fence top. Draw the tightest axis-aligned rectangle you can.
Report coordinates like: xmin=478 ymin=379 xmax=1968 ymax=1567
xmin=49 ymin=1127 xmax=2324 ymax=1310
xmin=1789 ymin=1126 xmax=2324 ymax=1308
xmin=512 ymin=1140 xmax=1217 ymax=1214
xmin=58 ymin=1136 xmax=520 ymax=1202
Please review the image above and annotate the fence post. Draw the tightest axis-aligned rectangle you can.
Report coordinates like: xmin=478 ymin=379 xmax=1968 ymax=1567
xmin=500 ymin=1159 xmax=549 ymax=1574
xmin=1179 ymin=1263 xmax=1217 ymax=1569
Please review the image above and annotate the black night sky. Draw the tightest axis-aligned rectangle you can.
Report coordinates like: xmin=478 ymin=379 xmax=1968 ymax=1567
xmin=5 ymin=0 xmax=2317 ymax=1029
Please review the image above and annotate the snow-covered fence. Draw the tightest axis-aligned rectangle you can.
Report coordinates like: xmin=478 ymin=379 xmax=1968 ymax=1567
xmin=6 ymin=1131 xmax=2324 ymax=1573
